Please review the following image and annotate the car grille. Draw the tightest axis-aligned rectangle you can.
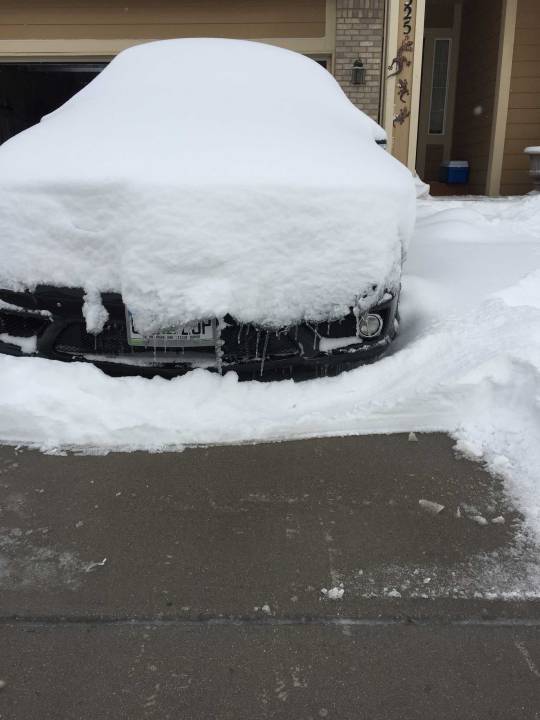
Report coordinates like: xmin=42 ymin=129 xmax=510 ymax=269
xmin=0 ymin=310 xmax=49 ymax=338
xmin=221 ymin=323 xmax=298 ymax=361
xmin=0 ymin=285 xmax=396 ymax=376
xmin=54 ymin=321 xmax=131 ymax=356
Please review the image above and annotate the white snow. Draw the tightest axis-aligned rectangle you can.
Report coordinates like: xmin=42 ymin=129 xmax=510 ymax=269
xmin=0 ymin=334 xmax=37 ymax=354
xmin=82 ymin=289 xmax=109 ymax=335
xmin=321 ymin=585 xmax=344 ymax=600
xmin=2 ymin=191 xmax=539 ymax=537
xmin=318 ymin=336 xmax=363 ymax=352
xmin=418 ymin=499 xmax=445 ymax=515
xmin=0 ymin=299 xmax=51 ymax=317
xmin=0 ymin=38 xmax=414 ymax=332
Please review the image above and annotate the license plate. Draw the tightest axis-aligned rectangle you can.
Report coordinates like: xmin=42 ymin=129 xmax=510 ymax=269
xmin=126 ymin=311 xmax=216 ymax=348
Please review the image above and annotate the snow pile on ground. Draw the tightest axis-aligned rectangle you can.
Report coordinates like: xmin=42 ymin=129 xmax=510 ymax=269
xmin=0 ymin=38 xmax=414 ymax=330
xmin=1 ymin=192 xmax=539 ymax=535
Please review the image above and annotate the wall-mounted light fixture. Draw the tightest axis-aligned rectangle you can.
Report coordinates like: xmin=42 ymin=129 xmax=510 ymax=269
xmin=351 ymin=58 xmax=366 ymax=85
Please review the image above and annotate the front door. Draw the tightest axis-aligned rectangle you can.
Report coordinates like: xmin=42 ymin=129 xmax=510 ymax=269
xmin=416 ymin=17 xmax=460 ymax=181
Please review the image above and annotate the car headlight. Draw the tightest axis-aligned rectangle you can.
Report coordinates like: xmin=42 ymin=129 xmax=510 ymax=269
xmin=358 ymin=313 xmax=383 ymax=338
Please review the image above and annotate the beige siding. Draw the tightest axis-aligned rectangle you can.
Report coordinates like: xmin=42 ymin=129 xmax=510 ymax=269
xmin=451 ymin=0 xmax=502 ymax=194
xmin=500 ymin=0 xmax=540 ymax=195
xmin=0 ymin=0 xmax=326 ymax=40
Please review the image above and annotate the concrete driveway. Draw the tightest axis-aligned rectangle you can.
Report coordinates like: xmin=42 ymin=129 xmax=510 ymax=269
xmin=1 ymin=434 xmax=539 ymax=719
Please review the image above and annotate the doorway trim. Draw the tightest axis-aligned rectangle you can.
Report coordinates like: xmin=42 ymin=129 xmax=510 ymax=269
xmin=486 ymin=0 xmax=518 ymax=196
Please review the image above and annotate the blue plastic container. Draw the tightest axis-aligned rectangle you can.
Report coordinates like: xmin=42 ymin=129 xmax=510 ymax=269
xmin=439 ymin=161 xmax=470 ymax=184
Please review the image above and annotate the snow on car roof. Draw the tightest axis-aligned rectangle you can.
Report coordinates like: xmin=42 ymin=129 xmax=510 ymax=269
xmin=0 ymin=38 xmax=414 ymax=331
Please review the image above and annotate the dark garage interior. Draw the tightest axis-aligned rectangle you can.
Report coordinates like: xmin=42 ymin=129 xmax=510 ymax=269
xmin=0 ymin=62 xmax=106 ymax=144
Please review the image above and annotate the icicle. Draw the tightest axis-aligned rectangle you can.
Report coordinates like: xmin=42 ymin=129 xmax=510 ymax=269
xmin=213 ymin=320 xmax=223 ymax=374
xmin=294 ymin=325 xmax=299 ymax=342
xmin=305 ymin=323 xmax=322 ymax=352
xmin=255 ymin=329 xmax=261 ymax=359
xmin=237 ymin=323 xmax=244 ymax=344
xmin=327 ymin=321 xmax=331 ymax=335
xmin=215 ymin=340 xmax=224 ymax=374
xmin=353 ymin=304 xmax=361 ymax=338
xmin=259 ymin=331 xmax=270 ymax=377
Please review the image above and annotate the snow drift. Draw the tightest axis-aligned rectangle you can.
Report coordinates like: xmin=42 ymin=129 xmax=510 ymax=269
xmin=0 ymin=38 xmax=415 ymax=331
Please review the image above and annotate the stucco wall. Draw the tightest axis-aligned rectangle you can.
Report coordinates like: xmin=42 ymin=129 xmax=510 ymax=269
xmin=0 ymin=0 xmax=389 ymax=124
xmin=0 ymin=0 xmax=326 ymax=40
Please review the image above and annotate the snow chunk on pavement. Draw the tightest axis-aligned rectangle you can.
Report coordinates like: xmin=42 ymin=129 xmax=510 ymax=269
xmin=0 ymin=38 xmax=414 ymax=331
xmin=419 ymin=499 xmax=445 ymax=515
xmin=321 ymin=585 xmax=344 ymax=600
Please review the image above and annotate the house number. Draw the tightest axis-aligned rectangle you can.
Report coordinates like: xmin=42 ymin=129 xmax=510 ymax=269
xmin=403 ymin=0 xmax=413 ymax=35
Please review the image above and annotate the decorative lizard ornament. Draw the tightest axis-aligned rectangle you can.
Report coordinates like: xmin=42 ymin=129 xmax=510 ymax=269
xmin=397 ymin=78 xmax=410 ymax=103
xmin=393 ymin=107 xmax=411 ymax=127
xmin=387 ymin=39 xmax=414 ymax=78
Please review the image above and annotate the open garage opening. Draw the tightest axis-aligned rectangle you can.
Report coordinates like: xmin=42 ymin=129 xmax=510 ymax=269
xmin=0 ymin=62 xmax=107 ymax=145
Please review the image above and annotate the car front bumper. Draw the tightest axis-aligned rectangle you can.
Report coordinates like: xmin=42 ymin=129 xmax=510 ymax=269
xmin=0 ymin=286 xmax=399 ymax=380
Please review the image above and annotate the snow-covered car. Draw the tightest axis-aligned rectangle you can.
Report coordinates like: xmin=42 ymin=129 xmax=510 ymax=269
xmin=0 ymin=39 xmax=415 ymax=380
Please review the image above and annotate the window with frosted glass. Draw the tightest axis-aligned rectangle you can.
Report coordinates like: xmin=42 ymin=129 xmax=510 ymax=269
xmin=429 ymin=39 xmax=450 ymax=134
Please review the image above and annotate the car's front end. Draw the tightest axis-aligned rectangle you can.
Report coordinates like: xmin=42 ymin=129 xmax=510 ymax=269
xmin=0 ymin=41 xmax=415 ymax=383
xmin=0 ymin=286 xmax=399 ymax=380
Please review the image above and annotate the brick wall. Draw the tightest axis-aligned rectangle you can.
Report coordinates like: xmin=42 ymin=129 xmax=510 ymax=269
xmin=334 ymin=0 xmax=385 ymax=121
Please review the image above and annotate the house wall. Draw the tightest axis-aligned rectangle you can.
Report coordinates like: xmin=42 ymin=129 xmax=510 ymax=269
xmin=500 ymin=0 xmax=540 ymax=195
xmin=0 ymin=0 xmax=326 ymax=40
xmin=451 ymin=0 xmax=502 ymax=194
xmin=334 ymin=0 xmax=385 ymax=121
xmin=0 ymin=0 xmax=386 ymax=122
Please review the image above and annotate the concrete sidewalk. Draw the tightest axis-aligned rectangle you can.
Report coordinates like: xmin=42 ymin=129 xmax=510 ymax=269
xmin=1 ymin=434 xmax=539 ymax=718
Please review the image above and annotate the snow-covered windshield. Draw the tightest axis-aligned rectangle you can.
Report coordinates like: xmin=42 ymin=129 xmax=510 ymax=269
xmin=0 ymin=38 xmax=415 ymax=331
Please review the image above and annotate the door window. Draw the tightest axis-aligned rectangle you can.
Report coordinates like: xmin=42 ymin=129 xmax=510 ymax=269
xmin=428 ymin=38 xmax=451 ymax=135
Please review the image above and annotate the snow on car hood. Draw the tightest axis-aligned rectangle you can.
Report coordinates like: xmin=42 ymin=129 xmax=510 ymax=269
xmin=0 ymin=38 xmax=415 ymax=331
